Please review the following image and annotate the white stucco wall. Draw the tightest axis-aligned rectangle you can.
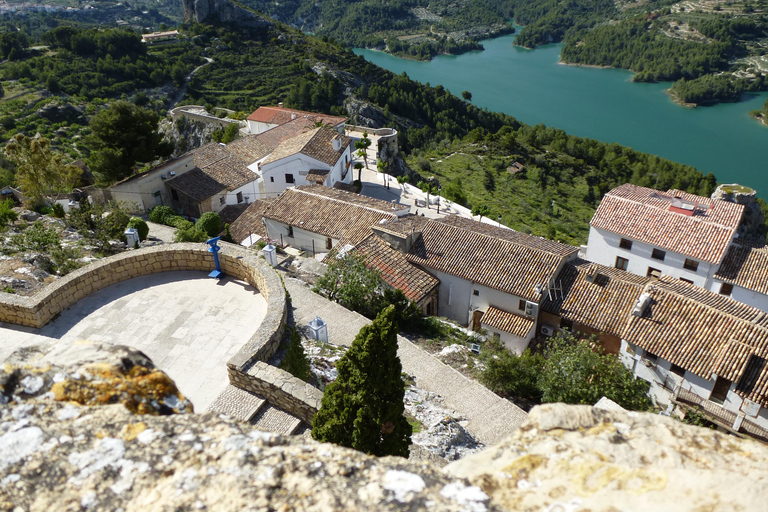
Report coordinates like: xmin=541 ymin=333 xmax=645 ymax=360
xmin=586 ymin=226 xmax=715 ymax=287
xmin=224 ymin=179 xmax=261 ymax=206
xmin=110 ymin=156 xmax=196 ymax=213
xmin=481 ymin=322 xmax=534 ymax=355
xmin=429 ymin=268 xmax=472 ymax=325
xmin=246 ymin=120 xmax=277 ymax=134
xmin=260 ymin=155 xmax=330 ymax=197
xmin=263 ymin=218 xmax=336 ymax=255
xmin=707 ymin=279 xmax=768 ymax=312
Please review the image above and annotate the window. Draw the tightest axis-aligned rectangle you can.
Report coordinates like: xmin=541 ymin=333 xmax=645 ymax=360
xmin=709 ymin=376 xmax=732 ymax=405
xmin=683 ymin=258 xmax=699 ymax=272
xmin=680 ymin=277 xmax=694 ymax=284
xmin=171 ymin=189 xmax=179 ymax=201
xmin=270 ymin=176 xmax=274 ymax=182
xmin=647 ymin=267 xmax=662 ymax=279
xmin=560 ymin=318 xmax=574 ymax=331
xmin=518 ymin=299 xmax=526 ymax=311
xmin=287 ymin=225 xmax=294 ymax=237
xmin=285 ymin=173 xmax=295 ymax=184
xmin=615 ymin=256 xmax=629 ymax=271
xmin=236 ymin=192 xmax=243 ymax=203
xmin=326 ymin=237 xmax=332 ymax=250
xmin=619 ymin=238 xmax=633 ymax=250
xmin=220 ymin=197 xmax=225 ymax=206
xmin=473 ymin=290 xmax=479 ymax=297
xmin=720 ymin=283 xmax=734 ymax=296
xmin=670 ymin=363 xmax=686 ymax=377
xmin=651 ymin=248 xmax=666 ymax=261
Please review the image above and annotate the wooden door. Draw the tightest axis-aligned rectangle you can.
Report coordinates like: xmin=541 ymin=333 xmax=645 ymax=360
xmin=471 ymin=310 xmax=484 ymax=332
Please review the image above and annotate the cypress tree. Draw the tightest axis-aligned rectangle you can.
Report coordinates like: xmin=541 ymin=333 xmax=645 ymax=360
xmin=311 ymin=305 xmax=412 ymax=457
xmin=281 ymin=326 xmax=312 ymax=382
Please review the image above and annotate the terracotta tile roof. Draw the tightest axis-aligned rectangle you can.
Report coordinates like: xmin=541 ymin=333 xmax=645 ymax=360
xmin=219 ymin=203 xmax=249 ymax=227
xmin=263 ymin=186 xmax=396 ymax=244
xmin=253 ymin=117 xmax=317 ymax=150
xmin=225 ymin=135 xmax=273 ymax=163
xmin=306 ymin=169 xmax=329 ymax=184
xmin=356 ymin=234 xmax=439 ymax=303
xmin=406 ymin=216 xmax=577 ymax=301
xmin=297 ymin=184 xmax=405 ymax=213
xmin=166 ymin=168 xmax=225 ymax=202
xmin=188 ymin=142 xmax=256 ymax=191
xmin=715 ymin=244 xmax=768 ymax=295
xmin=481 ymin=306 xmax=535 ymax=338
xmin=621 ymin=276 xmax=768 ymax=406
xmin=228 ymin=199 xmax=272 ymax=244
xmin=247 ymin=106 xmax=347 ymax=127
xmin=262 ymin=127 xmax=351 ymax=167
xmin=590 ymin=184 xmax=744 ymax=264
xmin=541 ymin=259 xmax=650 ymax=337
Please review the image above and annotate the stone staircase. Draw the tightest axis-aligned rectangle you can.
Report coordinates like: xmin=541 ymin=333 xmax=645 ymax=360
xmin=207 ymin=385 xmax=307 ymax=436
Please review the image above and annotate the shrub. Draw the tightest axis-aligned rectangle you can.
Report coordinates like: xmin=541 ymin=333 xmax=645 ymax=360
xmin=195 ymin=212 xmax=221 ymax=237
xmin=221 ymin=223 xmax=235 ymax=243
xmin=127 ymin=217 xmax=149 ymax=241
xmin=148 ymin=205 xmax=177 ymax=225
xmin=0 ymin=199 xmax=18 ymax=228
xmin=23 ymin=221 xmax=61 ymax=252
xmin=51 ymin=202 xmax=66 ymax=218
xmin=174 ymin=226 xmax=208 ymax=242
xmin=170 ymin=216 xmax=193 ymax=230
xmin=280 ymin=326 xmax=312 ymax=382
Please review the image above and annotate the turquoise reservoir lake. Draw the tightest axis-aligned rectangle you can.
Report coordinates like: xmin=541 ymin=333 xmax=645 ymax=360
xmin=354 ymin=34 xmax=768 ymax=195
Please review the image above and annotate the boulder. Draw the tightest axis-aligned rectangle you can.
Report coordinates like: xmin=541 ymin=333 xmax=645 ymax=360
xmin=182 ymin=0 xmax=273 ymax=30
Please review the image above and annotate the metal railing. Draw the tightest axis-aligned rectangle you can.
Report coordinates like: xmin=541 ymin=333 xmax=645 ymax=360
xmin=344 ymin=124 xmax=397 ymax=137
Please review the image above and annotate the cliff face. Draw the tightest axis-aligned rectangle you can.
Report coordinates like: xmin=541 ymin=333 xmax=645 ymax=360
xmin=3 ymin=342 xmax=768 ymax=511
xmin=181 ymin=0 xmax=273 ymax=29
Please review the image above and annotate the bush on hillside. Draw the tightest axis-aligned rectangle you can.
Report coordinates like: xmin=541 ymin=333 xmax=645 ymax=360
xmin=195 ymin=212 xmax=221 ymax=237
xmin=149 ymin=205 xmax=177 ymax=225
xmin=127 ymin=217 xmax=149 ymax=241
xmin=170 ymin=217 xmax=193 ymax=231
xmin=174 ymin=226 xmax=208 ymax=242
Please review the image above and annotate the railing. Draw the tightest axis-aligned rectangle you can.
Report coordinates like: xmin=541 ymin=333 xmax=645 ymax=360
xmin=344 ymin=124 xmax=397 ymax=137
xmin=673 ymin=386 xmax=768 ymax=444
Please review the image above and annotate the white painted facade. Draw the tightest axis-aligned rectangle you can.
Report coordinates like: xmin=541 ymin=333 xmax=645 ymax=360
xmin=429 ymin=267 xmax=537 ymax=352
xmin=707 ymin=279 xmax=768 ymax=313
xmin=586 ymin=226 xmax=717 ymax=287
xmin=110 ymin=155 xmax=196 ymax=213
xmin=263 ymin=218 xmax=336 ymax=256
xmin=257 ymin=146 xmax=353 ymax=198
xmin=620 ymin=339 xmax=768 ymax=431
xmin=246 ymin=119 xmax=277 ymax=135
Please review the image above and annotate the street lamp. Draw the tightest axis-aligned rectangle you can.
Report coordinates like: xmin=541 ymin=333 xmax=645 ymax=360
xmin=437 ymin=186 xmax=442 ymax=214
xmin=497 ymin=215 xmax=502 ymax=227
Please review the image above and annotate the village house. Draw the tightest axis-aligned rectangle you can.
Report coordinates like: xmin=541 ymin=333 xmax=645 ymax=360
xmin=245 ymin=103 xmax=346 ymax=135
xmin=710 ymin=244 xmax=768 ymax=311
xmin=586 ymin=184 xmax=744 ymax=288
xmin=539 ymin=259 xmax=651 ymax=354
xmin=619 ymin=276 xmax=768 ymax=441
xmin=108 ymin=154 xmax=197 ymax=213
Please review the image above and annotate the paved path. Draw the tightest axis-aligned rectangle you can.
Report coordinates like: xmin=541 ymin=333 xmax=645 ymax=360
xmin=285 ymin=277 xmax=528 ymax=445
xmin=146 ymin=221 xmax=176 ymax=244
xmin=0 ymin=271 xmax=267 ymax=411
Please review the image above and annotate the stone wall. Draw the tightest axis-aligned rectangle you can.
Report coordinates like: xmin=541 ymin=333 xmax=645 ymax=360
xmin=227 ymin=361 xmax=323 ymax=424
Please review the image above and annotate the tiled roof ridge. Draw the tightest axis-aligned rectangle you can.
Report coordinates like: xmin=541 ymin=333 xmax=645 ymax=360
xmin=603 ymin=192 xmax=739 ymax=232
xmin=648 ymin=279 xmax=768 ymax=336
xmin=292 ymin=187 xmax=397 ymax=217
xmin=435 ymin=217 xmax=574 ymax=258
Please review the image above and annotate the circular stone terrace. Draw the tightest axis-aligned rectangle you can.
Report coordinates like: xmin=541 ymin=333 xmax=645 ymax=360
xmin=0 ymin=244 xmax=286 ymax=411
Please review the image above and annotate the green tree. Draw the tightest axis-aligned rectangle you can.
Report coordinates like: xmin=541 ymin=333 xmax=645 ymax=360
xmin=195 ymin=212 xmax=222 ymax=237
xmin=481 ymin=340 xmax=545 ymax=402
xmin=539 ymin=331 xmax=652 ymax=410
xmin=4 ymin=134 xmax=82 ymax=208
xmin=471 ymin=204 xmax=491 ymax=221
xmin=127 ymin=217 xmax=149 ymax=241
xmin=312 ymin=305 xmax=412 ymax=457
xmin=280 ymin=326 xmax=312 ymax=382
xmin=354 ymin=162 xmax=364 ymax=182
xmin=355 ymin=132 xmax=372 ymax=169
xmin=483 ymin=169 xmax=495 ymax=191
xmin=397 ymin=175 xmax=409 ymax=194
xmin=316 ymin=253 xmax=382 ymax=317
xmin=418 ymin=180 xmax=436 ymax=209
xmin=67 ymin=201 xmax=130 ymax=253
xmin=0 ymin=199 xmax=17 ymax=229
xmin=461 ymin=90 xmax=472 ymax=101
xmin=87 ymin=101 xmax=172 ymax=184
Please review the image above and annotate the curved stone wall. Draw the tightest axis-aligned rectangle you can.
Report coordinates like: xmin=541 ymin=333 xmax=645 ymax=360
xmin=0 ymin=243 xmax=287 ymax=365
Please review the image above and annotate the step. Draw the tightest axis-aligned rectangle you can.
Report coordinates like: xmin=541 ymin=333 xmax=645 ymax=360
xmin=206 ymin=385 xmax=266 ymax=422
xmin=249 ymin=404 xmax=302 ymax=435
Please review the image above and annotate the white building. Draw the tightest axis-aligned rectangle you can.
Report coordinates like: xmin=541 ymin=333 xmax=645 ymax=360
xmin=619 ymin=276 xmax=768 ymax=440
xmin=586 ymin=184 xmax=744 ymax=288
xmin=710 ymin=244 xmax=768 ymax=311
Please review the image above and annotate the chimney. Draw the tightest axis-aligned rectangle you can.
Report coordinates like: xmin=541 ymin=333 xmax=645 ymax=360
xmin=332 ymin=136 xmax=341 ymax=151
xmin=278 ymin=102 xmax=284 ymax=108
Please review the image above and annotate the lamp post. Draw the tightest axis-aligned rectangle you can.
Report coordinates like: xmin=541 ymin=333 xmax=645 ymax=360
xmin=437 ymin=186 xmax=442 ymax=214
xmin=497 ymin=215 xmax=502 ymax=227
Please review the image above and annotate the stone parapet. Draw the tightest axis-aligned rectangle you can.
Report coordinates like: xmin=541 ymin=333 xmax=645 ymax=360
xmin=227 ymin=360 xmax=323 ymax=424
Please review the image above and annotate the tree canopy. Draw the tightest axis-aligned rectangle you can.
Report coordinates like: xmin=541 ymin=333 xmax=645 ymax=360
xmin=86 ymin=101 xmax=172 ymax=184
xmin=4 ymin=134 xmax=81 ymax=207
xmin=312 ymin=305 xmax=412 ymax=456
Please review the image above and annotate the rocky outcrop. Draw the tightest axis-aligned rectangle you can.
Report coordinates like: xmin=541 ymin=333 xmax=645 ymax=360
xmin=712 ymin=183 xmax=765 ymax=242
xmin=4 ymin=343 xmax=768 ymax=511
xmin=182 ymin=0 xmax=273 ymax=30
xmin=447 ymin=403 xmax=768 ymax=511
